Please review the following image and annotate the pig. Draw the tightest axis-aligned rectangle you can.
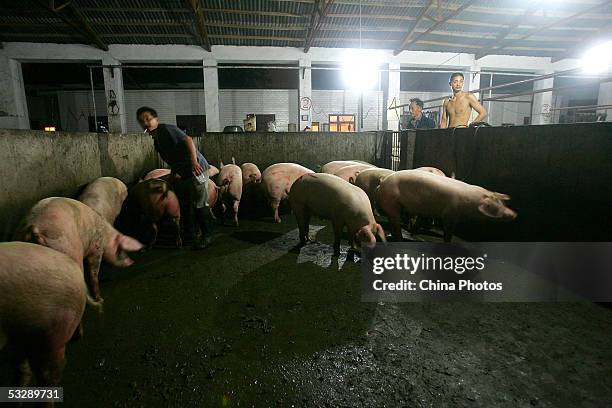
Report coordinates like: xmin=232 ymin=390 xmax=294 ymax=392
xmin=376 ymin=170 xmax=517 ymax=242
xmin=129 ymin=179 xmax=182 ymax=248
xmin=261 ymin=163 xmax=314 ymax=223
xmin=144 ymin=168 xmax=171 ymax=180
xmin=208 ymin=165 xmax=220 ymax=178
xmin=333 ymin=163 xmax=376 ymax=183
xmin=13 ymin=198 xmax=143 ymax=307
xmin=0 ymin=242 xmax=86 ymax=388
xmin=415 ymin=166 xmax=446 ymax=177
xmin=218 ymin=159 xmax=243 ymax=227
xmin=354 ymin=168 xmax=394 ymax=213
xmin=289 ymin=173 xmax=386 ymax=255
xmin=241 ymin=162 xmax=262 ymax=185
xmin=321 ymin=160 xmax=372 ymax=174
xmin=77 ymin=177 xmax=128 ymax=225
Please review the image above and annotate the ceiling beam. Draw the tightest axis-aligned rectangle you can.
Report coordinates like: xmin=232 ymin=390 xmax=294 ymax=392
xmin=65 ymin=2 xmax=108 ymax=51
xmin=38 ymin=0 xmax=108 ymax=51
xmin=477 ymin=0 xmax=612 ymax=58
xmin=474 ymin=1 xmax=543 ymax=60
xmin=186 ymin=0 xmax=212 ymax=51
xmin=304 ymin=0 xmax=335 ymax=52
xmin=394 ymin=0 xmax=434 ymax=56
xmin=393 ymin=0 xmax=477 ymax=55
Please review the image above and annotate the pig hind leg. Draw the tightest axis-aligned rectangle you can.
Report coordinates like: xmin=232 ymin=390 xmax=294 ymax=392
xmin=172 ymin=216 xmax=182 ymax=248
xmin=379 ymin=200 xmax=403 ymax=241
xmin=0 ymin=343 xmax=31 ymax=386
xmin=294 ymin=206 xmax=311 ymax=244
xmin=232 ymin=200 xmax=240 ymax=227
xmin=84 ymin=249 xmax=104 ymax=307
xmin=270 ymin=198 xmax=281 ymax=223
xmin=28 ymin=347 xmax=66 ymax=387
xmin=332 ymin=220 xmax=345 ymax=256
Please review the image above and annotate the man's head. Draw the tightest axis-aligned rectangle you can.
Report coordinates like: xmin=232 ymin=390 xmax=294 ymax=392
xmin=449 ymin=72 xmax=464 ymax=94
xmin=136 ymin=106 xmax=159 ymax=132
xmin=409 ymin=98 xmax=424 ymax=119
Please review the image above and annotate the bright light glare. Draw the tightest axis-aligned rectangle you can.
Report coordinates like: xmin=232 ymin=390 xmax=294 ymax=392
xmin=342 ymin=50 xmax=381 ymax=90
xmin=580 ymin=41 xmax=612 ymax=74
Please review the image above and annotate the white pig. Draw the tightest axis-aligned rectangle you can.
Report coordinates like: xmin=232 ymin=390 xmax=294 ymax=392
xmin=376 ymin=170 xmax=517 ymax=242
xmin=261 ymin=163 xmax=314 ymax=223
xmin=289 ymin=173 xmax=386 ymax=255
xmin=14 ymin=198 xmax=143 ymax=307
xmin=0 ymin=242 xmax=86 ymax=389
xmin=78 ymin=176 xmax=128 ymax=225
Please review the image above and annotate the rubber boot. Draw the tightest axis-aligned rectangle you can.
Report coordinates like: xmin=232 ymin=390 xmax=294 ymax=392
xmin=192 ymin=207 xmax=214 ymax=250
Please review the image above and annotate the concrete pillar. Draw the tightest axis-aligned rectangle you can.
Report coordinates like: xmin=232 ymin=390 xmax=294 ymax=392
xmin=203 ymin=59 xmax=220 ymax=132
xmin=386 ymin=62 xmax=401 ymax=131
xmin=531 ymin=70 xmax=554 ymax=125
xmin=597 ymin=81 xmax=612 ymax=121
xmin=0 ymin=53 xmax=29 ymax=129
xmin=102 ymin=57 xmax=127 ymax=133
xmin=298 ymin=56 xmax=312 ymax=131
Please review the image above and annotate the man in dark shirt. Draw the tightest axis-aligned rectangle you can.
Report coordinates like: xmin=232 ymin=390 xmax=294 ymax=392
xmin=406 ymin=98 xmax=437 ymax=130
xmin=137 ymin=106 xmax=214 ymax=250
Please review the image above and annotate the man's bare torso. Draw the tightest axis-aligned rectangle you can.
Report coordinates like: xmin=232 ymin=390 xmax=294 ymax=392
xmin=444 ymin=91 xmax=472 ymax=127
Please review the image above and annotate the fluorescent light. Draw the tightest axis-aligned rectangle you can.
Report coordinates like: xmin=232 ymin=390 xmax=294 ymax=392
xmin=44 ymin=126 xmax=56 ymax=132
xmin=342 ymin=50 xmax=381 ymax=90
xmin=580 ymin=41 xmax=612 ymax=74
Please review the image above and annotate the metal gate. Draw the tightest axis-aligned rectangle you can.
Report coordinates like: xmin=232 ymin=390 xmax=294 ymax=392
xmin=380 ymin=130 xmax=415 ymax=170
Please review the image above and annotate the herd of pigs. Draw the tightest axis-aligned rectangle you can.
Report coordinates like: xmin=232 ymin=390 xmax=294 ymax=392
xmin=0 ymin=158 xmax=517 ymax=392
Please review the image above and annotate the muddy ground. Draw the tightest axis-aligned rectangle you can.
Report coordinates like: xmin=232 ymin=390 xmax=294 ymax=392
xmin=62 ymin=215 xmax=612 ymax=407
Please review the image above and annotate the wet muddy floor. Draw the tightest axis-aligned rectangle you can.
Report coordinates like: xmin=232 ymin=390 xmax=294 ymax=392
xmin=62 ymin=215 xmax=612 ymax=407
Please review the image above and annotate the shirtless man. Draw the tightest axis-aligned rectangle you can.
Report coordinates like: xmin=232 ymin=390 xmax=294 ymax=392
xmin=440 ymin=72 xmax=487 ymax=128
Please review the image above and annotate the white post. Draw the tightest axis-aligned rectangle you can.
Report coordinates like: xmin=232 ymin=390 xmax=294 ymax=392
xmin=203 ymin=58 xmax=221 ymax=132
xmin=386 ymin=62 xmax=401 ymax=131
xmin=298 ymin=55 xmax=312 ymax=131
xmin=0 ymin=53 xmax=29 ymax=129
xmin=531 ymin=70 xmax=554 ymax=125
xmin=597 ymin=81 xmax=612 ymax=121
xmin=468 ymin=63 xmax=481 ymax=123
xmin=102 ymin=57 xmax=127 ymax=133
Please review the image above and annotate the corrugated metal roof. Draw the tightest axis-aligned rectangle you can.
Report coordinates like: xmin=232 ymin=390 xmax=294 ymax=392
xmin=1 ymin=0 xmax=611 ymax=58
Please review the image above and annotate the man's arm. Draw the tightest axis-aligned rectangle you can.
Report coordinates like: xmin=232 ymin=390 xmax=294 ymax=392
xmin=469 ymin=93 xmax=488 ymax=123
xmin=439 ymin=99 xmax=449 ymax=129
xmin=184 ymin=136 xmax=204 ymax=176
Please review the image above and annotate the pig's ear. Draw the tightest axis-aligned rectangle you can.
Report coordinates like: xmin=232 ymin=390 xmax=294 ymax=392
xmin=478 ymin=198 xmax=503 ymax=218
xmin=375 ymin=224 xmax=387 ymax=242
xmin=220 ymin=160 xmax=224 ymax=167
xmin=118 ymin=234 xmax=144 ymax=252
xmin=232 ymin=157 xmax=236 ymax=165
xmin=493 ymin=192 xmax=511 ymax=201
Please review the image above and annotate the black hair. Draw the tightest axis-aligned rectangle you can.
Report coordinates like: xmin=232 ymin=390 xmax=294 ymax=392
xmin=409 ymin=98 xmax=424 ymax=108
xmin=449 ymin=72 xmax=464 ymax=82
xmin=136 ymin=106 xmax=157 ymax=119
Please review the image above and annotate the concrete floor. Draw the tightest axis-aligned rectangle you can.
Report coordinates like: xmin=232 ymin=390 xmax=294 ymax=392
xmin=62 ymin=215 xmax=612 ymax=407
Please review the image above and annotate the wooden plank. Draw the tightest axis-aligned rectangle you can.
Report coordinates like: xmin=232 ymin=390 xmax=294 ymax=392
xmin=187 ymin=0 xmax=212 ymax=51
xmin=304 ymin=0 xmax=335 ymax=52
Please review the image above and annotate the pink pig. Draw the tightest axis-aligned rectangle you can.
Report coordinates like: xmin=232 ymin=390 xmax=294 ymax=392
xmin=130 ymin=179 xmax=182 ymax=248
xmin=14 ymin=198 xmax=143 ymax=307
xmin=376 ymin=170 xmax=517 ymax=242
xmin=0 ymin=242 xmax=86 ymax=389
xmin=261 ymin=163 xmax=314 ymax=223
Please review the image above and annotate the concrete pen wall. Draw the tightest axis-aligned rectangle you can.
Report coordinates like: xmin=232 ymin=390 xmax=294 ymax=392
xmin=0 ymin=130 xmax=157 ymax=240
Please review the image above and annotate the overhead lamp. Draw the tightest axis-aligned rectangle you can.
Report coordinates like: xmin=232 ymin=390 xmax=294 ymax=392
xmin=580 ymin=40 xmax=612 ymax=74
xmin=341 ymin=49 xmax=381 ymax=90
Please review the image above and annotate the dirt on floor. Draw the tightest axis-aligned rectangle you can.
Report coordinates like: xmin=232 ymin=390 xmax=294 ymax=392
xmin=61 ymin=215 xmax=612 ymax=407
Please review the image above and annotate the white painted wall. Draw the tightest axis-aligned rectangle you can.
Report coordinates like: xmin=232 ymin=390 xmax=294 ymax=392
xmin=124 ymin=89 xmax=206 ymax=132
xmin=486 ymin=95 xmax=533 ymax=126
xmin=219 ymin=89 xmax=298 ymax=132
xmin=56 ymin=90 xmax=106 ymax=132
xmin=311 ymin=90 xmax=383 ymax=131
